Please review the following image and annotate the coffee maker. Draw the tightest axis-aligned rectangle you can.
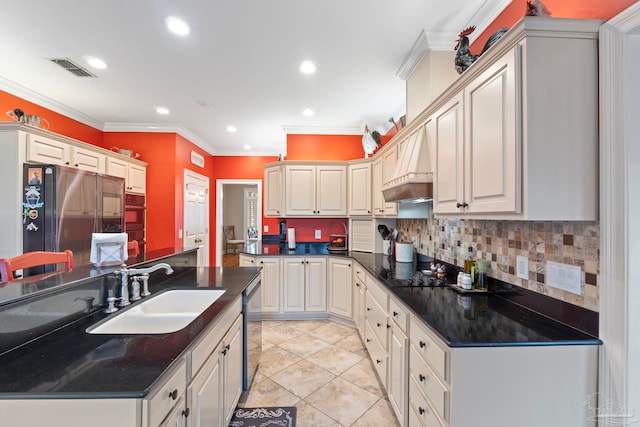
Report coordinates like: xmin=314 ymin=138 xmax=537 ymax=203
xmin=278 ymin=221 xmax=287 ymax=243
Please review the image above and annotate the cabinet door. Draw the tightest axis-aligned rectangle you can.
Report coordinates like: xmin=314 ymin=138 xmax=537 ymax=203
xmin=285 ymin=165 xmax=316 ymax=215
xmin=371 ymin=158 xmax=385 ymax=214
xmin=381 ymin=147 xmax=398 ymax=215
xmin=464 ymin=48 xmax=518 ymax=214
xmin=26 ymin=134 xmax=71 ymax=166
xmin=348 ymin=162 xmax=372 ymax=215
xmin=188 ymin=344 xmax=223 ymax=427
xmin=223 ymin=317 xmax=243 ymax=425
xmin=127 ymin=162 xmax=147 ymax=194
xmin=72 ymin=146 xmax=105 ymax=173
xmin=106 ymin=156 xmax=128 ymax=180
xmin=239 ymin=254 xmax=256 ymax=266
xmin=305 ymin=257 xmax=327 ymax=312
xmin=283 ymin=257 xmax=306 ymax=312
xmin=259 ymin=257 xmax=281 ymax=313
xmin=328 ymin=258 xmax=353 ymax=318
xmin=264 ymin=166 xmax=283 ymax=216
xmin=388 ymin=321 xmax=409 ymax=426
xmin=316 ymin=165 xmax=347 ymax=216
xmin=434 ymin=92 xmax=464 ymax=214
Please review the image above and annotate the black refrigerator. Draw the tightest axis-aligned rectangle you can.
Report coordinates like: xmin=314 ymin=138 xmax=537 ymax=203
xmin=22 ymin=164 xmax=125 ymax=276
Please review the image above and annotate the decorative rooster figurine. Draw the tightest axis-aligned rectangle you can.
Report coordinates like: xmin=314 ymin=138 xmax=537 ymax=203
xmin=454 ymin=26 xmax=510 ymax=74
xmin=526 ymin=0 xmax=551 ymax=16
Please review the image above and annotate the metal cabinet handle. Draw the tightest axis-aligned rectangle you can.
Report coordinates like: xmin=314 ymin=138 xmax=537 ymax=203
xmin=377 ymin=322 xmax=382 ymax=328
xmin=419 ymin=374 xmax=426 ymax=382
xmin=367 ymin=307 xmax=371 ymax=311
xmin=376 ymin=359 xmax=382 ymax=364
xmin=419 ymin=340 xmax=426 ymax=348
xmin=393 ymin=311 xmax=398 ymax=317
xmin=182 ymin=408 xmax=190 ymax=418
xmin=169 ymin=389 xmax=178 ymax=400
xmin=419 ymin=407 xmax=426 ymax=415
xmin=366 ymin=338 xmax=371 ymax=343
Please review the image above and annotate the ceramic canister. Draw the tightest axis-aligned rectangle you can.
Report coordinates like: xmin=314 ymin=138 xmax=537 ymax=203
xmin=395 ymin=241 xmax=414 ymax=263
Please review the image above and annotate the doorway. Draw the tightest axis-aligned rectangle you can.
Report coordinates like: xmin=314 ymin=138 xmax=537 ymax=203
xmin=184 ymin=170 xmax=210 ymax=267
xmin=216 ymin=179 xmax=262 ymax=267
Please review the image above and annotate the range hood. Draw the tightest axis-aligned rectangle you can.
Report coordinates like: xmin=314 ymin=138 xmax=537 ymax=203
xmin=382 ymin=125 xmax=433 ymax=203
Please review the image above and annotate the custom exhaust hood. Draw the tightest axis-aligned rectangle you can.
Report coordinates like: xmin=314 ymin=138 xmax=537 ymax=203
xmin=382 ymin=125 xmax=433 ymax=203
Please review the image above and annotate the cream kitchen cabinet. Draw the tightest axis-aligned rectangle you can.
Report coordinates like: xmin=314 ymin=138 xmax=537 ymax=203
xmin=26 ymin=133 xmax=106 ymax=173
xmin=352 ymin=263 xmax=368 ymax=337
xmin=106 ymin=156 xmax=147 ymax=194
xmin=372 ymin=146 xmax=398 ymax=216
xmin=282 ymin=257 xmax=327 ymax=313
xmin=432 ymin=17 xmax=600 ymax=220
xmin=348 ymin=160 xmax=372 ymax=216
xmin=388 ymin=297 xmax=410 ymax=427
xmin=239 ymin=254 xmax=281 ymax=314
xmin=264 ymin=165 xmax=284 ymax=217
xmin=327 ymin=257 xmax=353 ymax=319
xmin=433 ymin=52 xmax=517 ymax=215
xmin=284 ymin=163 xmax=347 ymax=216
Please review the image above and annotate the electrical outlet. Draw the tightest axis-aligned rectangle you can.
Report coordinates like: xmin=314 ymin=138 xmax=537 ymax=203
xmin=264 ymin=225 xmax=269 ymax=233
xmin=178 ymin=229 xmax=183 ymax=239
xmin=516 ymin=256 xmax=528 ymax=280
xmin=315 ymin=230 xmax=321 ymax=239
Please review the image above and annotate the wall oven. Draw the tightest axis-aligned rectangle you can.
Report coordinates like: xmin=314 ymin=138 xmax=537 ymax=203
xmin=124 ymin=193 xmax=146 ymax=253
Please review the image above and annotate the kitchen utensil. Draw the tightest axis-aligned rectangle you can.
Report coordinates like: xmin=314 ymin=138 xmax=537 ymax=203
xmin=377 ymin=225 xmax=390 ymax=239
xmin=391 ymin=229 xmax=399 ymax=241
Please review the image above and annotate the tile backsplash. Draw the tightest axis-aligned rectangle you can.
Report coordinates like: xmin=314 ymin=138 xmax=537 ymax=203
xmin=397 ymin=218 xmax=600 ymax=311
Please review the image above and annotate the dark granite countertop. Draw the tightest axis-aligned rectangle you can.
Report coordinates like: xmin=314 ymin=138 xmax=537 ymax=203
xmin=348 ymin=252 xmax=601 ymax=347
xmin=243 ymin=241 xmax=346 ymax=256
xmin=0 ymin=266 xmax=260 ymax=398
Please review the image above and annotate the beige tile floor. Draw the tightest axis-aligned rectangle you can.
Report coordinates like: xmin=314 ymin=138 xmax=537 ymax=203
xmin=237 ymin=319 xmax=400 ymax=427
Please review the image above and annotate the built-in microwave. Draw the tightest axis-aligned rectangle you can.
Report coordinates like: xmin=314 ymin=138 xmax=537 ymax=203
xmin=125 ymin=193 xmax=145 ymax=253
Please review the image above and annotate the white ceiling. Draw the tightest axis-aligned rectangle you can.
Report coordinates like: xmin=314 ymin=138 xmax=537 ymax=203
xmin=0 ymin=0 xmax=509 ymax=156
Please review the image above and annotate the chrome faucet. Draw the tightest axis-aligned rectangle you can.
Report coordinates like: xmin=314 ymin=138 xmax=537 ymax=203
xmin=114 ymin=263 xmax=174 ymax=307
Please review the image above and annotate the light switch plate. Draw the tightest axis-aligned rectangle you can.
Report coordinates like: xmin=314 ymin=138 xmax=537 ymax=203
xmin=178 ymin=229 xmax=183 ymax=238
xmin=264 ymin=225 xmax=269 ymax=232
xmin=516 ymin=256 xmax=529 ymax=280
xmin=547 ymin=261 xmax=582 ymax=295
xmin=315 ymin=230 xmax=321 ymax=239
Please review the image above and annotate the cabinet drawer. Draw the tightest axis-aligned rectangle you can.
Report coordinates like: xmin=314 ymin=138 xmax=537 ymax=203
xmin=365 ymin=321 xmax=388 ymax=388
xmin=410 ymin=345 xmax=449 ymax=422
xmin=365 ymin=294 xmax=388 ymax=351
xmin=365 ymin=274 xmax=388 ymax=310
xmin=145 ymin=358 xmax=187 ymax=427
xmin=409 ymin=372 xmax=446 ymax=427
xmin=389 ymin=296 xmax=409 ymax=333
xmin=410 ymin=316 xmax=449 ymax=383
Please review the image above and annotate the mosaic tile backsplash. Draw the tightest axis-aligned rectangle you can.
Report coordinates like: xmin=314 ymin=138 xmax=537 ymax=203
xmin=397 ymin=218 xmax=600 ymax=311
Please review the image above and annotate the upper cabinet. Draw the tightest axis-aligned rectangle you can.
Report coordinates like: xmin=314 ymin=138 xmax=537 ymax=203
xmin=26 ymin=133 xmax=106 ymax=173
xmin=106 ymin=156 xmax=146 ymax=194
xmin=264 ymin=165 xmax=284 ymax=217
xmin=431 ymin=17 xmax=601 ymax=220
xmin=264 ymin=162 xmax=346 ymax=217
xmin=372 ymin=145 xmax=398 ymax=216
xmin=348 ymin=160 xmax=372 ymax=216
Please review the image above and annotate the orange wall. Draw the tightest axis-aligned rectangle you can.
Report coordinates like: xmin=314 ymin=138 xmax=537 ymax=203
xmin=1 ymin=91 xmax=103 ymax=145
xmin=471 ymin=0 xmax=638 ymax=50
xmin=286 ymin=134 xmax=364 ymax=161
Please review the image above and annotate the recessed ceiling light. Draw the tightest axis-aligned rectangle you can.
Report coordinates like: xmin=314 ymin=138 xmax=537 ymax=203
xmin=165 ymin=16 xmax=190 ymax=36
xmin=243 ymin=145 xmax=252 ymax=150
xmin=302 ymin=108 xmax=315 ymax=117
xmin=84 ymin=56 xmax=107 ymax=69
xmin=155 ymin=107 xmax=170 ymax=115
xmin=299 ymin=60 xmax=316 ymax=74
xmin=227 ymin=125 xmax=237 ymax=133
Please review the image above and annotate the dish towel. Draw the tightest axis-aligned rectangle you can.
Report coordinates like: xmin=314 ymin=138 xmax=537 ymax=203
xmin=90 ymin=232 xmax=128 ymax=266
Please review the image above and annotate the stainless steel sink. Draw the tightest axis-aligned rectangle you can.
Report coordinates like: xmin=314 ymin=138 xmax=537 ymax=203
xmin=87 ymin=289 xmax=226 ymax=334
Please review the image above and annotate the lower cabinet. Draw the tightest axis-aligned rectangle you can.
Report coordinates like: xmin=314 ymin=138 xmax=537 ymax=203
xmin=282 ymin=257 xmax=327 ymax=312
xmin=160 ymin=397 xmax=187 ymax=427
xmin=353 ymin=264 xmax=367 ymax=337
xmin=187 ymin=305 xmax=243 ymax=427
xmin=258 ymin=257 xmax=282 ymax=314
xmin=328 ymin=257 xmax=353 ymax=319
xmin=388 ymin=298 xmax=409 ymax=427
xmin=143 ymin=358 xmax=188 ymax=427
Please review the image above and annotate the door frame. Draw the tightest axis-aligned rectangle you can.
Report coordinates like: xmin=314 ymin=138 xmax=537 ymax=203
xmin=215 ymin=179 xmax=262 ymax=266
xmin=184 ymin=169 xmax=210 ymax=266
xmin=599 ymin=2 xmax=640 ymax=416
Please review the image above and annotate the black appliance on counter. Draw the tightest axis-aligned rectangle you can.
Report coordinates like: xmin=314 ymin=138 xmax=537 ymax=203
xmin=242 ymin=277 xmax=262 ymax=393
xmin=124 ymin=193 xmax=146 ymax=254
xmin=278 ymin=220 xmax=286 ymax=243
xmin=22 ymin=164 xmax=125 ymax=276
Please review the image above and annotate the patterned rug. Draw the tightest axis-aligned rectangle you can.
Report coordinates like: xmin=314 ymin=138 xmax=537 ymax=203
xmin=229 ymin=406 xmax=296 ymax=426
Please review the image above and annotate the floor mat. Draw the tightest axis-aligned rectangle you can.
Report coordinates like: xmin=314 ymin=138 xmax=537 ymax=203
xmin=229 ymin=406 xmax=296 ymax=426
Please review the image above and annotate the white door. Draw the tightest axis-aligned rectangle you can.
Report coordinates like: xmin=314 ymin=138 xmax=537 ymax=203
xmin=184 ymin=170 xmax=210 ymax=267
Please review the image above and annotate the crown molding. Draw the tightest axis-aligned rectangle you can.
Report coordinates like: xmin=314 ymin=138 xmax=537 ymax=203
xmin=0 ymin=76 xmax=104 ymax=130
xmin=397 ymin=30 xmax=430 ymax=80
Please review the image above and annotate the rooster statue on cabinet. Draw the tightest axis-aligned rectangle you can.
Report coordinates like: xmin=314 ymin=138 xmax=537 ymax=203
xmin=454 ymin=25 xmax=509 ymax=74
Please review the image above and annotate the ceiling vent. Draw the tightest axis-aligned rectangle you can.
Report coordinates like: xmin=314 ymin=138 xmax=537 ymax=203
xmin=49 ymin=58 xmax=96 ymax=77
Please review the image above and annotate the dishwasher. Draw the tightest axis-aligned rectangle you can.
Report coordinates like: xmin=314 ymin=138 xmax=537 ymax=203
xmin=242 ymin=277 xmax=262 ymax=392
